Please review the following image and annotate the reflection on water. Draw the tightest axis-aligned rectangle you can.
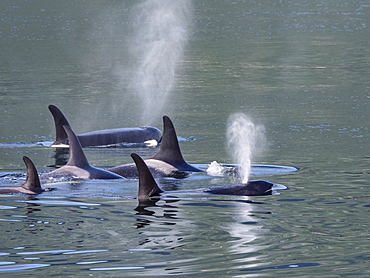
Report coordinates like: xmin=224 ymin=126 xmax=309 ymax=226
xmin=226 ymin=202 xmax=265 ymax=264
xmin=50 ymin=148 xmax=69 ymax=168
xmin=0 ymin=264 xmax=50 ymax=273
xmin=0 ymin=198 xmax=101 ymax=207
xmin=2 ymin=196 xmax=274 ymax=275
xmin=134 ymin=199 xmax=180 ymax=229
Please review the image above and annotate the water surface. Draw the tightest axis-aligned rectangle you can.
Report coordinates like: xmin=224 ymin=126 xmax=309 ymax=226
xmin=1 ymin=0 xmax=370 ymax=277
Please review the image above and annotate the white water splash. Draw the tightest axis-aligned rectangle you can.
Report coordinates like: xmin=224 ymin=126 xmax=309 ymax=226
xmin=226 ymin=113 xmax=266 ymax=183
xmin=129 ymin=0 xmax=192 ymax=125
xmin=206 ymin=161 xmax=226 ymax=176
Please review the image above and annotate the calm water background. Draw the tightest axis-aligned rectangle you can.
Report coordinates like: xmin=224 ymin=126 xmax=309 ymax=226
xmin=1 ymin=0 xmax=370 ymax=277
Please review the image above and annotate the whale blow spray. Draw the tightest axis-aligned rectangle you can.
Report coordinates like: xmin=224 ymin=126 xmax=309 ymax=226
xmin=227 ymin=113 xmax=266 ymax=183
xmin=129 ymin=0 xmax=192 ymax=125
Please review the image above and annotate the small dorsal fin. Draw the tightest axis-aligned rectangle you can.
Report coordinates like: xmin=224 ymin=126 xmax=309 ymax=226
xmin=21 ymin=156 xmax=43 ymax=194
xmin=63 ymin=125 xmax=90 ymax=168
xmin=49 ymin=105 xmax=71 ymax=145
xmin=152 ymin=116 xmax=203 ymax=172
xmin=131 ymin=153 xmax=163 ymax=200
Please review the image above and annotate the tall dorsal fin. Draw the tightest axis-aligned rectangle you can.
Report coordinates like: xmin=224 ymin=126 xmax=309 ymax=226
xmin=152 ymin=116 xmax=203 ymax=172
xmin=21 ymin=156 xmax=43 ymax=194
xmin=49 ymin=105 xmax=71 ymax=145
xmin=63 ymin=125 xmax=90 ymax=168
xmin=152 ymin=116 xmax=183 ymax=164
xmin=131 ymin=153 xmax=163 ymax=200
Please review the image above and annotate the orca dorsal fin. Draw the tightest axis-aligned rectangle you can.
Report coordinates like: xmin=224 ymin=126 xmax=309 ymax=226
xmin=131 ymin=153 xmax=163 ymax=200
xmin=21 ymin=156 xmax=43 ymax=194
xmin=49 ymin=105 xmax=71 ymax=145
xmin=152 ymin=116 xmax=183 ymax=164
xmin=152 ymin=116 xmax=203 ymax=172
xmin=63 ymin=125 xmax=90 ymax=168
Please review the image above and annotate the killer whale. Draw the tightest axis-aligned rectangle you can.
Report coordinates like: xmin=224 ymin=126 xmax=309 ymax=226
xmin=48 ymin=105 xmax=162 ymax=147
xmin=0 ymin=156 xmax=43 ymax=195
xmin=131 ymin=153 xmax=287 ymax=201
xmin=41 ymin=125 xmax=123 ymax=180
xmin=108 ymin=116 xmax=204 ymax=179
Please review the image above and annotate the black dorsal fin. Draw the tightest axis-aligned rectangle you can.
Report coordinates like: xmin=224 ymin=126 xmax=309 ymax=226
xmin=152 ymin=116 xmax=203 ymax=172
xmin=63 ymin=125 xmax=90 ymax=168
xmin=21 ymin=156 xmax=43 ymax=194
xmin=152 ymin=116 xmax=183 ymax=164
xmin=131 ymin=153 xmax=163 ymax=200
xmin=49 ymin=105 xmax=71 ymax=145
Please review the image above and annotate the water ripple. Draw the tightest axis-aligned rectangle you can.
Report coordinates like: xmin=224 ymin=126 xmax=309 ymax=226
xmin=89 ymin=266 xmax=145 ymax=271
xmin=0 ymin=263 xmax=50 ymax=273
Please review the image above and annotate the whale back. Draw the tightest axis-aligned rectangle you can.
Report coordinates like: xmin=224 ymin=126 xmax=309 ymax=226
xmin=131 ymin=153 xmax=163 ymax=200
xmin=152 ymin=116 xmax=202 ymax=172
xmin=205 ymin=180 xmax=274 ymax=196
xmin=41 ymin=125 xmax=122 ymax=180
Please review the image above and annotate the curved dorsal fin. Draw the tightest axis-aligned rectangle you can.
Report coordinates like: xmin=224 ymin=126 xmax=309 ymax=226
xmin=49 ymin=105 xmax=71 ymax=145
xmin=21 ymin=156 xmax=43 ymax=194
xmin=63 ymin=125 xmax=90 ymax=168
xmin=131 ymin=153 xmax=163 ymax=200
xmin=152 ymin=116 xmax=183 ymax=164
xmin=152 ymin=116 xmax=203 ymax=172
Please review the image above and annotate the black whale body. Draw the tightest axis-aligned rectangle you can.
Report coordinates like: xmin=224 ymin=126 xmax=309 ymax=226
xmin=41 ymin=125 xmax=123 ymax=180
xmin=108 ymin=116 xmax=204 ymax=179
xmin=131 ymin=153 xmax=288 ymax=201
xmin=48 ymin=104 xmax=162 ymax=148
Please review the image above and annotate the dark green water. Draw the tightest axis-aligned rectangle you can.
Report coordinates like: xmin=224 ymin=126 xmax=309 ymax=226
xmin=1 ymin=0 xmax=370 ymax=276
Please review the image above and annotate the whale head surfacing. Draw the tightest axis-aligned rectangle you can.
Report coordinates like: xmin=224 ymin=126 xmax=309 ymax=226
xmin=204 ymin=180 xmax=287 ymax=196
xmin=130 ymin=153 xmax=287 ymax=201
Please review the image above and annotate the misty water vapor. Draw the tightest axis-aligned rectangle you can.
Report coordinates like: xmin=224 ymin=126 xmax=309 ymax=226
xmin=129 ymin=0 xmax=193 ymax=125
xmin=227 ymin=113 xmax=266 ymax=183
